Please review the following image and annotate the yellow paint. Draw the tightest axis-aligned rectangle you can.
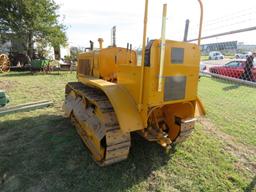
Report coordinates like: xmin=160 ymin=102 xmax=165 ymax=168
xmin=158 ymin=4 xmax=167 ymax=92
xmin=78 ymin=47 xmax=137 ymax=81
xmin=77 ymin=76 xmax=144 ymax=133
xmin=117 ymin=40 xmax=201 ymax=106
xmin=64 ymin=0 xmax=206 ymax=165
xmin=195 ymin=96 xmax=206 ymax=116
xmin=142 ymin=40 xmax=201 ymax=107
xmin=77 ymin=39 xmax=205 ymax=132
xmin=139 ymin=0 xmax=149 ymax=111
xmin=163 ymin=102 xmax=195 ymax=140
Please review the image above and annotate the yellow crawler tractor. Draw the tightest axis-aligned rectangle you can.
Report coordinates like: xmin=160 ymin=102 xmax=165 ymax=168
xmin=63 ymin=0 xmax=205 ymax=166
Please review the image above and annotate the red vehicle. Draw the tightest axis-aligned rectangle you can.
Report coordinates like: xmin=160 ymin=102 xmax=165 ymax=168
xmin=209 ymin=59 xmax=256 ymax=81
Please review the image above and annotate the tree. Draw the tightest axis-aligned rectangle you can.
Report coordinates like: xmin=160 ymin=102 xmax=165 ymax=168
xmin=70 ymin=46 xmax=84 ymax=61
xmin=36 ymin=39 xmax=52 ymax=59
xmin=0 ymin=0 xmax=67 ymax=58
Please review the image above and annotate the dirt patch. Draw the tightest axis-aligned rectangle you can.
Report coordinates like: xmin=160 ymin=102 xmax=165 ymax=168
xmin=199 ymin=118 xmax=256 ymax=174
xmin=0 ymin=80 xmax=17 ymax=91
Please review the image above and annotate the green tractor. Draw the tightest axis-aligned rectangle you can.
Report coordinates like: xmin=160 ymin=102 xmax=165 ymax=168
xmin=0 ymin=90 xmax=9 ymax=107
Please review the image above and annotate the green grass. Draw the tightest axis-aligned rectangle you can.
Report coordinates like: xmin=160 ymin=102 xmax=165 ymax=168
xmin=198 ymin=77 xmax=256 ymax=146
xmin=201 ymin=55 xmax=234 ymax=61
xmin=0 ymin=72 xmax=255 ymax=192
xmin=201 ymin=56 xmax=209 ymax=61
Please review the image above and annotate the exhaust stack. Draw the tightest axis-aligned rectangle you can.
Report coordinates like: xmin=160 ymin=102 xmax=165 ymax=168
xmin=89 ymin=40 xmax=94 ymax=51
xmin=111 ymin=26 xmax=117 ymax=47
xmin=183 ymin=19 xmax=190 ymax=42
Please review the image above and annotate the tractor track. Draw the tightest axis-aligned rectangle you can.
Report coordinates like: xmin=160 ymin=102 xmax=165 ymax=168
xmin=64 ymin=82 xmax=131 ymax=166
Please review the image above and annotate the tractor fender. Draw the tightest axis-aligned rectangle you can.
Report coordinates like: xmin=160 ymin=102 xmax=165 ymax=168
xmin=79 ymin=76 xmax=144 ymax=133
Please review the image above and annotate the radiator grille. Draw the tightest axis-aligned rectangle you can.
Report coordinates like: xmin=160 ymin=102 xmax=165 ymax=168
xmin=78 ymin=59 xmax=91 ymax=75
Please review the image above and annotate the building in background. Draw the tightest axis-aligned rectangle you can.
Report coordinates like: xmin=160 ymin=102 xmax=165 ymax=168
xmin=52 ymin=46 xmax=70 ymax=60
xmin=201 ymin=41 xmax=238 ymax=55
xmin=237 ymin=42 xmax=256 ymax=52
xmin=201 ymin=41 xmax=256 ymax=55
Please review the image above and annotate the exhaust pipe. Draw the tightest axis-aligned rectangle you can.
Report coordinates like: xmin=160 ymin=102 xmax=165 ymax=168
xmin=183 ymin=19 xmax=190 ymax=42
xmin=111 ymin=26 xmax=117 ymax=47
xmin=90 ymin=40 xmax=94 ymax=51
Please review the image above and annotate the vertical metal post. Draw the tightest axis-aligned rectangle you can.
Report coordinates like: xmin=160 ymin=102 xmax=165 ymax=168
xmin=183 ymin=19 xmax=190 ymax=42
xmin=158 ymin=4 xmax=167 ymax=92
xmin=138 ymin=0 xmax=149 ymax=111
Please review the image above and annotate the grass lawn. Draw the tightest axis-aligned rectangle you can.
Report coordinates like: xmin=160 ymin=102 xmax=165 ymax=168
xmin=198 ymin=76 xmax=256 ymax=146
xmin=0 ymin=72 xmax=255 ymax=192
xmin=201 ymin=55 xmax=234 ymax=61
xmin=201 ymin=56 xmax=209 ymax=61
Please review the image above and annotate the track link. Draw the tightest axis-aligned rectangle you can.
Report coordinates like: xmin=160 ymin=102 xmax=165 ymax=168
xmin=64 ymin=82 xmax=131 ymax=166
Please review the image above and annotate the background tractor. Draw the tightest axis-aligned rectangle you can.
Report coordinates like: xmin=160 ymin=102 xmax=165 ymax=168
xmin=0 ymin=90 xmax=9 ymax=107
xmin=0 ymin=54 xmax=10 ymax=73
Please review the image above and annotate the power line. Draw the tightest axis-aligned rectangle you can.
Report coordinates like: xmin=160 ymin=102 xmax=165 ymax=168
xmin=188 ymin=26 xmax=256 ymax=42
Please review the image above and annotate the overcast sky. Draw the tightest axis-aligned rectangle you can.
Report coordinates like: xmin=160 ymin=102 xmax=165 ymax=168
xmin=55 ymin=0 xmax=256 ymax=48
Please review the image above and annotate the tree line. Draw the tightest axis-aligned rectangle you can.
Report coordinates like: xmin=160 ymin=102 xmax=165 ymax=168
xmin=0 ymin=0 xmax=67 ymax=58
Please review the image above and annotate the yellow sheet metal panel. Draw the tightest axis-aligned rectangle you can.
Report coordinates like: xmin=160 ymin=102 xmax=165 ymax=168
xmin=78 ymin=76 xmax=144 ymax=133
xmin=98 ymin=48 xmax=118 ymax=79
xmin=117 ymin=65 xmax=141 ymax=104
xmin=116 ymin=65 xmax=149 ymax=127
xmin=98 ymin=48 xmax=137 ymax=80
xmin=93 ymin=52 xmax=100 ymax=78
xmin=143 ymin=40 xmax=201 ymax=107
xmin=77 ymin=47 xmax=137 ymax=81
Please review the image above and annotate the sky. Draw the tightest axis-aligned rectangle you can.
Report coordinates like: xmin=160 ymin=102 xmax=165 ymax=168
xmin=55 ymin=0 xmax=256 ymax=48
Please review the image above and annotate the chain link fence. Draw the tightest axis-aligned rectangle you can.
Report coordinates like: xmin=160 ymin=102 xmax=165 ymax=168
xmin=197 ymin=31 xmax=256 ymax=182
xmin=197 ymin=28 xmax=256 ymax=151
xmin=198 ymin=72 xmax=256 ymax=143
xmin=186 ymin=5 xmax=256 ymax=153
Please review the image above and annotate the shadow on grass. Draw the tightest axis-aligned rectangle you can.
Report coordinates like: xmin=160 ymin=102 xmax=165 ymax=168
xmin=222 ymin=85 xmax=240 ymax=91
xmin=202 ymin=76 xmax=256 ymax=89
xmin=0 ymin=115 xmax=171 ymax=192
xmin=0 ymin=72 xmax=32 ymax=77
xmin=244 ymin=175 xmax=256 ymax=192
xmin=0 ymin=72 xmax=61 ymax=78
